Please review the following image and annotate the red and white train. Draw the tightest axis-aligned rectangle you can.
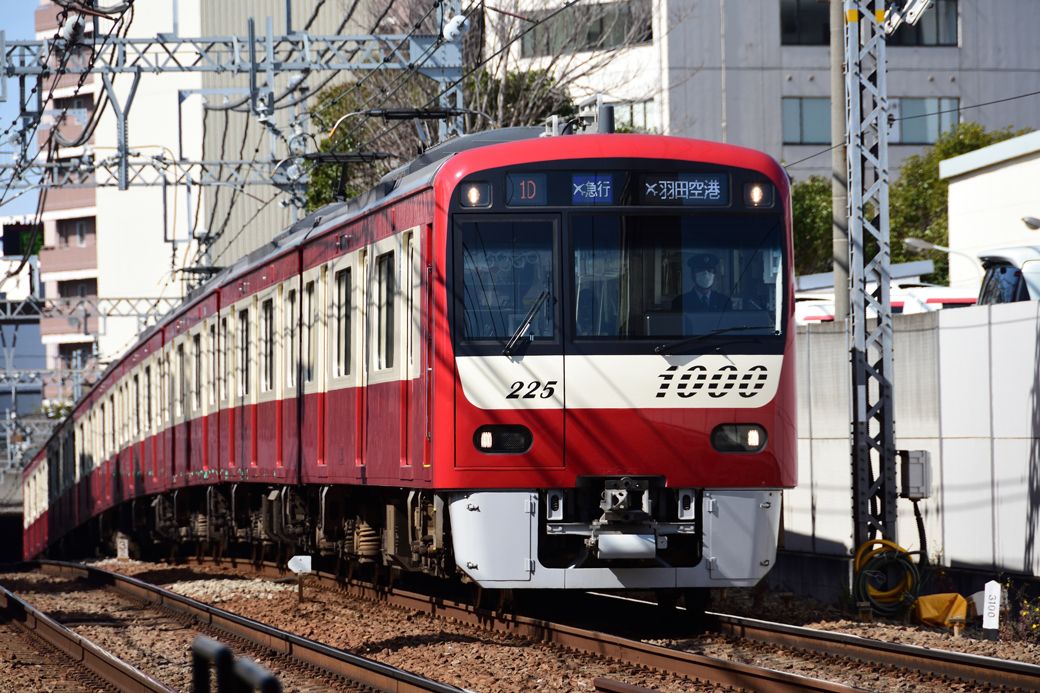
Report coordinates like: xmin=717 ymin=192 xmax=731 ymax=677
xmin=24 ymin=128 xmax=796 ymax=593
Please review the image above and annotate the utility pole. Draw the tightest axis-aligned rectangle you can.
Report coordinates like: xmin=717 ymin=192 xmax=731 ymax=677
xmin=831 ymin=0 xmax=848 ymax=319
xmin=845 ymin=0 xmax=896 ymax=548
xmin=844 ymin=0 xmax=932 ymax=548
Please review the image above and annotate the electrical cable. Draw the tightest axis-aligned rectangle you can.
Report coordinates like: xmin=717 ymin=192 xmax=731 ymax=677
xmin=1 ymin=3 xmax=135 ymax=290
xmin=202 ymin=0 xmax=362 ymax=114
xmin=853 ymin=539 xmax=921 ymax=616
xmin=784 ymin=88 xmax=1040 ymax=171
xmin=356 ymin=0 xmax=580 ymax=154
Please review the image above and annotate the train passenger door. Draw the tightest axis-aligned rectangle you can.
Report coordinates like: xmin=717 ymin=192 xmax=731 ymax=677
xmin=301 ymin=266 xmax=328 ymax=478
xmin=362 ymin=234 xmax=407 ymax=480
xmin=452 ymin=216 xmax=565 ymax=469
xmin=325 ymin=250 xmax=361 ymax=481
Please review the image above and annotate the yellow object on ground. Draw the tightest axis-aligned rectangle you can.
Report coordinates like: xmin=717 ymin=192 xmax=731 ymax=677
xmin=915 ymin=593 xmax=968 ymax=628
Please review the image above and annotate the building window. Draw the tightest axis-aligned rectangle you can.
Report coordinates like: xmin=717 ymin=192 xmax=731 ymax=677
xmin=521 ymin=0 xmax=652 ymax=57
xmin=334 ymin=269 xmax=351 ymax=377
xmin=782 ymin=0 xmax=957 ymax=47
xmin=611 ymin=100 xmax=657 ymax=132
xmin=57 ymin=218 xmax=92 ymax=248
xmin=782 ymin=97 xmax=830 ymax=144
xmin=260 ymin=298 xmax=274 ymax=392
xmin=889 ymin=0 xmax=957 ymax=46
xmin=376 ymin=252 xmax=395 ymax=370
xmin=57 ymin=278 xmax=96 ymax=299
xmin=891 ymin=97 xmax=959 ymax=144
xmin=780 ymin=0 xmax=829 ymax=46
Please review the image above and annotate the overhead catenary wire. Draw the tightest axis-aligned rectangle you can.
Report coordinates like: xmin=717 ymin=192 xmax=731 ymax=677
xmin=783 ymin=88 xmax=1040 ymax=171
xmin=196 ymin=0 xmax=398 ymax=263
xmin=1 ymin=3 xmax=135 ymax=291
xmin=353 ymin=0 xmax=581 ymax=155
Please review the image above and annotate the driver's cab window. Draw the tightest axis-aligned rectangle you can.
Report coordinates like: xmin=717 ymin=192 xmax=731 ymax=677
xmin=459 ymin=219 xmax=556 ymax=342
xmin=572 ymin=214 xmax=782 ymax=340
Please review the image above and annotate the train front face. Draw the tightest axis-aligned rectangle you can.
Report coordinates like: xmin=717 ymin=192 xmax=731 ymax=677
xmin=437 ymin=137 xmax=795 ymax=590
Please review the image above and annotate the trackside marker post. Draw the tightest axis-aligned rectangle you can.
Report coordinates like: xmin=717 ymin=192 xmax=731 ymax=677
xmin=983 ymin=580 xmax=1000 ymax=640
xmin=288 ymin=555 xmax=313 ymax=603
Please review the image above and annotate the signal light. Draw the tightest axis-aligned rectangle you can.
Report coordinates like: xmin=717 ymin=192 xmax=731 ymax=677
xmin=711 ymin=424 xmax=767 ymax=453
xmin=473 ymin=425 xmax=532 ymax=454
xmin=460 ymin=182 xmax=491 ymax=207
xmin=744 ymin=182 xmax=774 ymax=208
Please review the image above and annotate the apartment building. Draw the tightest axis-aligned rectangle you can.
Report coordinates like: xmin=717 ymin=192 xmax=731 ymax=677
xmin=32 ymin=0 xmax=357 ymax=400
xmin=516 ymin=0 xmax=1040 ymax=179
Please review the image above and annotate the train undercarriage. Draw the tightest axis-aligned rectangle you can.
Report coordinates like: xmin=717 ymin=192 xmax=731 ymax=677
xmin=49 ymin=476 xmax=781 ymax=596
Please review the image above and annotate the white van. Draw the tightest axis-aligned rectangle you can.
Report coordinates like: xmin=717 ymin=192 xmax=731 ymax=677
xmin=976 ymin=246 xmax=1040 ymax=305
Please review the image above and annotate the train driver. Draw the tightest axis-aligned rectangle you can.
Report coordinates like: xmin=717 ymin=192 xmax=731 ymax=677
xmin=672 ymin=252 xmax=730 ymax=312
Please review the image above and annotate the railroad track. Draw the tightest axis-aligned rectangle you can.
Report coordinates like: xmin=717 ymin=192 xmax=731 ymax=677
xmin=111 ymin=556 xmax=1040 ymax=692
xmin=8 ymin=562 xmax=465 ymax=693
xmin=713 ymin=611 xmax=1040 ymax=691
xmin=68 ymin=558 xmax=861 ymax=692
xmin=0 ymin=579 xmax=170 ymax=692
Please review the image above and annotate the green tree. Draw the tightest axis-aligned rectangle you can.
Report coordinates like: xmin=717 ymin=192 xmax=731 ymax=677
xmin=791 ymin=176 xmax=834 ymax=276
xmin=305 ymin=69 xmax=576 ymax=211
xmin=890 ymin=121 xmax=1027 ymax=283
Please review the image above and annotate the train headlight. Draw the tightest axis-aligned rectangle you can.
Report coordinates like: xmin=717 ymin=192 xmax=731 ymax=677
xmin=473 ymin=425 xmax=532 ymax=454
xmin=460 ymin=182 xmax=491 ymax=208
xmin=744 ymin=182 xmax=775 ymax=208
xmin=711 ymin=424 xmax=767 ymax=453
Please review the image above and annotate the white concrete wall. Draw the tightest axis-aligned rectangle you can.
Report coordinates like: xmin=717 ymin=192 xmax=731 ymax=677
xmin=93 ymin=0 xmax=203 ymax=360
xmin=944 ymin=143 xmax=1040 ymax=291
xmin=791 ymin=301 xmax=1040 ymax=577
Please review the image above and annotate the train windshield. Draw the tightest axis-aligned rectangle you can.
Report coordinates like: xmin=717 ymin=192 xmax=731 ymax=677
xmin=458 ymin=219 xmax=557 ymax=342
xmin=572 ymin=213 xmax=784 ymax=340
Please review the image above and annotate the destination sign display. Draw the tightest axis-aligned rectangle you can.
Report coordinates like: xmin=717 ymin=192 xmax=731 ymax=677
xmin=505 ymin=173 xmax=548 ymax=206
xmin=472 ymin=171 xmax=739 ymax=208
xmin=639 ymin=174 xmax=729 ymax=206
xmin=571 ymin=173 xmax=614 ymax=205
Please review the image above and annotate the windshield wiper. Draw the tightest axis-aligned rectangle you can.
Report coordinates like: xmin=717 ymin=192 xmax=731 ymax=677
xmin=503 ymin=290 xmax=552 ymax=356
xmin=654 ymin=325 xmax=776 ymax=355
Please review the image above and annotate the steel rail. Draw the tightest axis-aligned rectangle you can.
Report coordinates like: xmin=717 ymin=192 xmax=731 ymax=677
xmin=0 ymin=580 xmax=172 ymax=692
xmin=125 ymin=557 xmax=858 ymax=693
xmin=37 ymin=560 xmax=464 ymax=693
xmin=713 ymin=612 xmax=1040 ymax=691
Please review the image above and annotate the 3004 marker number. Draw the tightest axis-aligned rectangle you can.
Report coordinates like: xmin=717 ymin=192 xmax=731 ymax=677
xmin=506 ymin=380 xmax=558 ymax=399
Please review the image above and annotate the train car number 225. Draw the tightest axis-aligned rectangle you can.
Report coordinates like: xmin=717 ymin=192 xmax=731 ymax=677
xmin=506 ymin=380 xmax=558 ymax=399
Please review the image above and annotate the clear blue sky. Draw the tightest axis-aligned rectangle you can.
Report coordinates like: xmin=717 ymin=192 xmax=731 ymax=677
xmin=0 ymin=0 xmax=41 ymax=217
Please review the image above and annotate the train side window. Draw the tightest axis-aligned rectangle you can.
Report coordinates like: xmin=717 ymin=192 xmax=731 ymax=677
xmin=144 ymin=365 xmax=152 ymax=433
xmin=261 ymin=298 xmax=274 ymax=392
xmin=193 ymin=334 xmax=202 ymax=411
xmin=133 ymin=374 xmax=140 ymax=438
xmin=334 ymin=268 xmax=351 ymax=376
xmin=286 ymin=289 xmax=298 ymax=387
xmin=219 ymin=317 xmax=229 ymax=401
xmin=238 ymin=308 xmax=250 ymax=396
xmin=109 ymin=396 xmax=115 ymax=455
xmin=406 ymin=231 xmax=417 ymax=371
xmin=177 ymin=343 xmax=186 ymax=417
xmin=376 ymin=251 xmax=395 ymax=370
xmin=209 ymin=323 xmax=217 ymax=406
xmin=304 ymin=281 xmax=316 ymax=382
